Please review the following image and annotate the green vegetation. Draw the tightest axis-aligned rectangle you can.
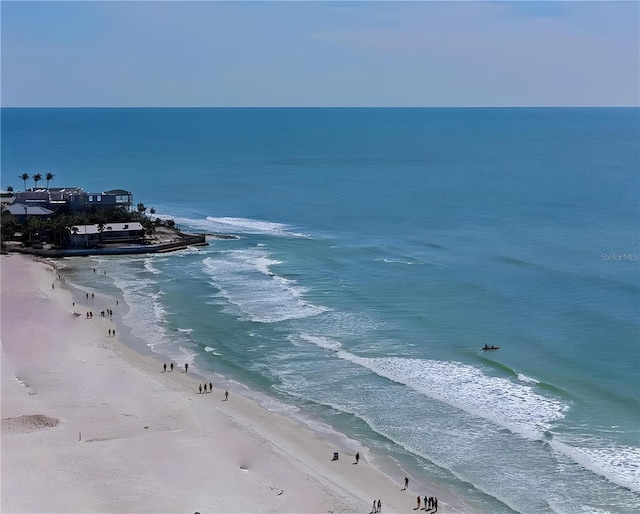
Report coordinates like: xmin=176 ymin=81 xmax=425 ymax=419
xmin=1 ymin=202 xmax=176 ymax=249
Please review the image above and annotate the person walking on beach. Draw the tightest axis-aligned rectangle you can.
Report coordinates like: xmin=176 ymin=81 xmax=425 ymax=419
xmin=422 ymin=495 xmax=428 ymax=510
xmin=185 ymin=363 xmax=189 ymax=373
xmin=163 ymin=363 xmax=167 ymax=372
xmin=170 ymin=362 xmax=174 ymax=371
xmin=199 ymin=384 xmax=202 ymax=394
xmin=377 ymin=499 xmax=381 ymax=512
xmin=415 ymin=495 xmax=421 ymax=510
xmin=403 ymin=477 xmax=409 ymax=490
xmin=355 ymin=452 xmax=360 ymax=464
xmin=224 ymin=390 xmax=229 ymax=401
xmin=209 ymin=382 xmax=213 ymax=392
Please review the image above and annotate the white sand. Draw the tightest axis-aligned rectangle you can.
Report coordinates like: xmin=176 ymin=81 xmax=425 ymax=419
xmin=1 ymin=254 xmax=475 ymax=513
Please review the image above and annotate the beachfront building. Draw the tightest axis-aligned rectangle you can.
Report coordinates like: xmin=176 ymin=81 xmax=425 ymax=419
xmin=68 ymin=221 xmax=144 ymax=248
xmin=67 ymin=222 xmax=145 ymax=247
xmin=12 ymin=187 xmax=134 ymax=213
xmin=3 ymin=203 xmax=55 ymax=223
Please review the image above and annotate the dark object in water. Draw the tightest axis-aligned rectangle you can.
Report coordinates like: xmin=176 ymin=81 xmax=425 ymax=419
xmin=482 ymin=344 xmax=500 ymax=350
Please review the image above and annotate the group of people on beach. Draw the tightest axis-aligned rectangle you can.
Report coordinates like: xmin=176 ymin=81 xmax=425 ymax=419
xmin=161 ymin=362 xmax=188 ymax=372
xmin=74 ymin=286 xmax=119 ymax=336
xmin=366 ymin=473 xmax=439 ymax=512
xmin=197 ymin=382 xmax=229 ymax=401
xmin=414 ymin=495 xmax=438 ymax=512
xmin=161 ymin=363 xmax=228 ymax=400
xmin=198 ymin=383 xmax=213 ymax=394
xmin=401 ymin=477 xmax=438 ymax=512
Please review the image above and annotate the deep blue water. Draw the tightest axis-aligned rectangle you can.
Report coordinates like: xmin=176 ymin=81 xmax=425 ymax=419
xmin=2 ymin=108 xmax=639 ymax=513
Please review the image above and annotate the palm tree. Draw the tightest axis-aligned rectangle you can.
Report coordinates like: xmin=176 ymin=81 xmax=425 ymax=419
xmin=0 ymin=210 xmax=19 ymax=243
xmin=45 ymin=172 xmax=55 ymax=188
xmin=20 ymin=173 xmax=29 ymax=190
xmin=25 ymin=216 xmax=44 ymax=243
xmin=33 ymin=174 xmax=43 ymax=188
xmin=69 ymin=225 xmax=80 ymax=247
xmin=97 ymin=222 xmax=105 ymax=247
xmin=50 ymin=214 xmax=73 ymax=247
xmin=142 ymin=218 xmax=156 ymax=239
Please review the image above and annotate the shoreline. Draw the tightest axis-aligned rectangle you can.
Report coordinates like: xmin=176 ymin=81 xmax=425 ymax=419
xmin=1 ymin=231 xmax=208 ymax=258
xmin=1 ymin=253 xmax=480 ymax=513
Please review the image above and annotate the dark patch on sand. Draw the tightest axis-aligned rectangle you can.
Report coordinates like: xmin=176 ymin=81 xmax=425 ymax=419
xmin=2 ymin=414 xmax=60 ymax=434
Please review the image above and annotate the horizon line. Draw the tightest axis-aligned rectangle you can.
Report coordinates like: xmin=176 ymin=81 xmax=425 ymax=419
xmin=2 ymin=105 xmax=639 ymax=109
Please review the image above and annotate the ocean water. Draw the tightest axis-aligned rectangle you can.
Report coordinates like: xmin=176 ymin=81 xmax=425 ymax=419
xmin=2 ymin=108 xmax=639 ymax=513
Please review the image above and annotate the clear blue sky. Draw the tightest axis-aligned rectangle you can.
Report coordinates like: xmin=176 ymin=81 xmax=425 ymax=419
xmin=2 ymin=1 xmax=638 ymax=107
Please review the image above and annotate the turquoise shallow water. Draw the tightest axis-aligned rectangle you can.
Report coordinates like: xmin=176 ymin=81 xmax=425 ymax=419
xmin=3 ymin=108 xmax=639 ymax=513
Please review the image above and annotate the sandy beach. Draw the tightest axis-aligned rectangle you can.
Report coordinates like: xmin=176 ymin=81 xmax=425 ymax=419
xmin=1 ymin=253 xmax=471 ymax=514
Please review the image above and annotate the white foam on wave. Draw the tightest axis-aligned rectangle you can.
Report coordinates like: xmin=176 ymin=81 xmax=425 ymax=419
xmin=206 ymin=216 xmax=298 ymax=235
xmin=107 ymin=261 xmax=198 ymax=365
xmin=158 ymin=215 xmax=307 ymax=237
xmin=202 ymin=249 xmax=328 ymax=323
xmin=297 ymin=333 xmax=342 ymax=351
xmin=550 ymin=439 xmax=640 ymax=493
xmin=517 ymin=373 xmax=539 ymax=385
xmin=174 ymin=246 xmax=203 ymax=256
xmin=339 ymin=355 xmax=568 ymax=438
xmin=143 ymin=258 xmax=163 ymax=275
xmin=177 ymin=327 xmax=193 ymax=334
xmin=375 ymin=257 xmax=426 ymax=266
xmin=255 ymin=255 xmax=282 ymax=275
